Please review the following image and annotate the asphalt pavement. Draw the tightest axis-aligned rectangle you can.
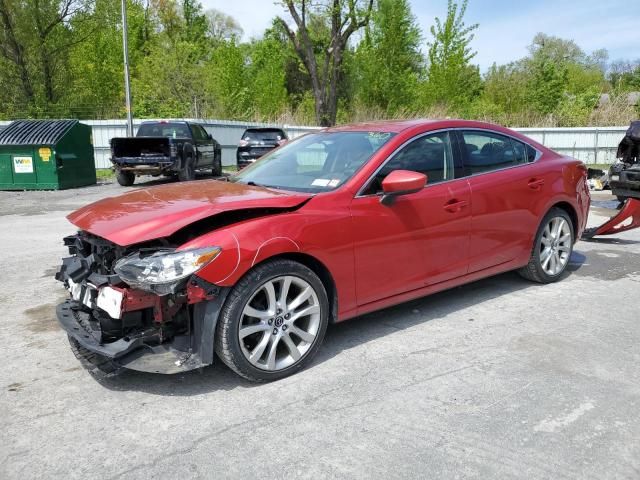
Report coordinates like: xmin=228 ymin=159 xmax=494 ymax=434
xmin=1 ymin=178 xmax=638 ymax=479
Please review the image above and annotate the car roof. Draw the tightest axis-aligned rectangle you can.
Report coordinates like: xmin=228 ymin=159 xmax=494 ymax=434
xmin=325 ymin=119 xmax=516 ymax=134
xmin=140 ymin=120 xmax=207 ymax=126
xmin=243 ymin=127 xmax=286 ymax=132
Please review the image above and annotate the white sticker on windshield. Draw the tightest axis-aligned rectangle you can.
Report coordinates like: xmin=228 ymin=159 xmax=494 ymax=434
xmin=311 ymin=178 xmax=330 ymax=187
xmin=328 ymin=179 xmax=340 ymax=187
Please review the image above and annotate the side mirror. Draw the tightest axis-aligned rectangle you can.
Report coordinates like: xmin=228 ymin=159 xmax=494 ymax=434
xmin=380 ymin=170 xmax=427 ymax=206
xmin=207 ymin=133 xmax=213 ymax=140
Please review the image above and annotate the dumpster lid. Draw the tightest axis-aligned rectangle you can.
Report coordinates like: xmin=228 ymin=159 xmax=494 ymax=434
xmin=0 ymin=119 xmax=78 ymax=146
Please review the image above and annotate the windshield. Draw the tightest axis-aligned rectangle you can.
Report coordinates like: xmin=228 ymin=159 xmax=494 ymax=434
xmin=231 ymin=131 xmax=395 ymax=192
xmin=137 ymin=123 xmax=191 ymax=138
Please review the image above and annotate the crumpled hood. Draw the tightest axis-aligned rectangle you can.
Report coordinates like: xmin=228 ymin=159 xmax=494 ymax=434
xmin=67 ymin=180 xmax=312 ymax=246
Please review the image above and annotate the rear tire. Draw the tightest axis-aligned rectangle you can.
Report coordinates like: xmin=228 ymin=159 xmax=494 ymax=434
xmin=215 ymin=259 xmax=329 ymax=382
xmin=518 ymin=208 xmax=574 ymax=284
xmin=212 ymin=149 xmax=222 ymax=177
xmin=116 ymin=170 xmax=135 ymax=186
xmin=178 ymin=154 xmax=195 ymax=182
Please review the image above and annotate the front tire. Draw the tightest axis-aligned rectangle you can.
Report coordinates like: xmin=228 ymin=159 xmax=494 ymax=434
xmin=116 ymin=170 xmax=135 ymax=186
xmin=215 ymin=259 xmax=329 ymax=382
xmin=518 ymin=208 xmax=574 ymax=283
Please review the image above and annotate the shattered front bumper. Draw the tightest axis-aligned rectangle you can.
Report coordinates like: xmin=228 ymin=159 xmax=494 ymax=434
xmin=55 ymin=233 xmax=229 ymax=375
xmin=56 ymin=295 xmax=227 ymax=375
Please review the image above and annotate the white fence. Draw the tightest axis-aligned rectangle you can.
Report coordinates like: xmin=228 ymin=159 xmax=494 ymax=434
xmin=516 ymin=126 xmax=625 ymax=165
xmin=0 ymin=119 xmax=627 ymax=168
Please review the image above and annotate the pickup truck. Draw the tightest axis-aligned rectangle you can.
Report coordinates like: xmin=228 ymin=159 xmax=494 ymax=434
xmin=110 ymin=121 xmax=222 ymax=186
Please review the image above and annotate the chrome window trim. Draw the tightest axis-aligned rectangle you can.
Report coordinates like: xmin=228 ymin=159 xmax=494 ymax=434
xmin=355 ymin=127 xmax=543 ymax=198
xmin=355 ymin=128 xmax=456 ymax=198
xmin=459 ymin=128 xmax=543 ymax=165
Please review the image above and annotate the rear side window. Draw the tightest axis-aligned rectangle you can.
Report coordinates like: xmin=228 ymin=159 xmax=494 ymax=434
xmin=460 ymin=131 xmax=534 ymax=175
xmin=364 ymin=131 xmax=455 ymax=194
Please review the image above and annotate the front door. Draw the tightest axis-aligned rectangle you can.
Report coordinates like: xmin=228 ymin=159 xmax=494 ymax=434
xmin=350 ymin=131 xmax=471 ymax=306
xmin=192 ymin=125 xmax=214 ymax=167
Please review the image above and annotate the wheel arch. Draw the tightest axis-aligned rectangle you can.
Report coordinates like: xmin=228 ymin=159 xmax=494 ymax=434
xmin=549 ymin=201 xmax=579 ymax=242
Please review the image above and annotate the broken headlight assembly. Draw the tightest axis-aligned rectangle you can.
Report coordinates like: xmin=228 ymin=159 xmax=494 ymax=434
xmin=114 ymin=247 xmax=221 ymax=295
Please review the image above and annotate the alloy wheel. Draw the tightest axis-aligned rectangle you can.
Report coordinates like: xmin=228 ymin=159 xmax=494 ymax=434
xmin=238 ymin=275 xmax=321 ymax=371
xmin=539 ymin=216 xmax=572 ymax=276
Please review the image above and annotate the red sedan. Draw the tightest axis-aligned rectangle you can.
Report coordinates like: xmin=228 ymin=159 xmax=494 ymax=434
xmin=56 ymin=119 xmax=590 ymax=381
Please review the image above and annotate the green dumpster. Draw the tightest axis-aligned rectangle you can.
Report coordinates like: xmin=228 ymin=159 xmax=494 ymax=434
xmin=0 ymin=119 xmax=96 ymax=190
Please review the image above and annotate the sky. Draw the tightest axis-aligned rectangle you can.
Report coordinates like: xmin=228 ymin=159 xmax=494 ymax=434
xmin=199 ymin=0 xmax=637 ymax=70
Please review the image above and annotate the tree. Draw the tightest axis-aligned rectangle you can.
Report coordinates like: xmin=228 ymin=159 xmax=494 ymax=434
xmin=0 ymin=0 xmax=93 ymax=113
xmin=424 ymin=0 xmax=481 ymax=108
xmin=354 ymin=0 xmax=422 ymax=114
xmin=205 ymin=8 xmax=243 ymax=41
xmin=181 ymin=0 xmax=208 ymax=43
xmin=248 ymin=30 xmax=289 ymax=118
xmin=528 ymin=33 xmax=584 ymax=65
xmin=275 ymin=0 xmax=374 ymax=126
xmin=609 ymin=60 xmax=640 ymax=92
xmin=527 ymin=58 xmax=568 ymax=115
xmin=482 ymin=61 xmax=528 ymax=114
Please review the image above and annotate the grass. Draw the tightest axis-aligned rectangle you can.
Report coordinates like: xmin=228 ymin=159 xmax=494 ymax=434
xmin=96 ymin=169 xmax=114 ymax=180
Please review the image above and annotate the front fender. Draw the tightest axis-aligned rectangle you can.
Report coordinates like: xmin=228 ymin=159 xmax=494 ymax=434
xmin=180 ymin=223 xmax=303 ymax=287
xmin=177 ymin=203 xmax=357 ymax=319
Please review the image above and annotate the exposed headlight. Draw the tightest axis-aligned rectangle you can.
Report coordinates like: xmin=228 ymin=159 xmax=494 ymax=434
xmin=115 ymin=247 xmax=221 ymax=294
xmin=611 ymin=175 xmax=619 ymax=181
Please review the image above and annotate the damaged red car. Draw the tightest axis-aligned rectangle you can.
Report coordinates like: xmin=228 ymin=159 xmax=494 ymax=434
xmin=56 ymin=120 xmax=590 ymax=382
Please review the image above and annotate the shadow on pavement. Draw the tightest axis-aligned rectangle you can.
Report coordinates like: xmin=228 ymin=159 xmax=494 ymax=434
xmin=97 ymin=267 xmax=584 ymax=396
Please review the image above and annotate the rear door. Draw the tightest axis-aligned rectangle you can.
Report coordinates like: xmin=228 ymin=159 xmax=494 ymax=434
xmin=350 ymin=130 xmax=471 ymax=306
xmin=456 ymin=129 xmax=544 ymax=273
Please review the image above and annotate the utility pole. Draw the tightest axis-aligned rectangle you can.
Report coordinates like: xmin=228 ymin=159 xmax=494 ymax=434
xmin=121 ymin=0 xmax=134 ymax=136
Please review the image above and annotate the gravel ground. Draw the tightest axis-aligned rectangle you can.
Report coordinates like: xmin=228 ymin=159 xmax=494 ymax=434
xmin=0 ymin=179 xmax=639 ymax=480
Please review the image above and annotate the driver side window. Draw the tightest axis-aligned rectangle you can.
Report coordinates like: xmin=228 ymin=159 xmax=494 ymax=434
xmin=364 ymin=131 xmax=455 ymax=195
xmin=192 ymin=125 xmax=208 ymax=142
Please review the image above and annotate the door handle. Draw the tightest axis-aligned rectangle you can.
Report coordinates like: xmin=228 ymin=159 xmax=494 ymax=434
xmin=443 ymin=199 xmax=468 ymax=213
xmin=528 ymin=178 xmax=545 ymax=190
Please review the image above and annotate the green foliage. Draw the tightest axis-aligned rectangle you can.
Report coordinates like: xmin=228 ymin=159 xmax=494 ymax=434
xmin=555 ymin=87 xmax=600 ymax=127
xmin=353 ymin=0 xmax=422 ymax=114
xmin=483 ymin=62 xmax=528 ymax=114
xmin=423 ymin=0 xmax=481 ymax=109
xmin=207 ymin=39 xmax=251 ymax=118
xmin=610 ymin=63 xmax=640 ymax=92
xmin=247 ymin=33 xmax=289 ymax=118
xmin=0 ymin=0 xmax=636 ymax=127
xmin=527 ymin=58 xmax=568 ymax=114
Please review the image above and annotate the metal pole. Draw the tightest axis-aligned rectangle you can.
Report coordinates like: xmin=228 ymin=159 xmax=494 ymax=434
xmin=121 ymin=0 xmax=133 ymax=137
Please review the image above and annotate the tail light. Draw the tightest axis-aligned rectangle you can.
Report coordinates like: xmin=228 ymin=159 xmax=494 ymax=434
xmin=238 ymin=139 xmax=249 ymax=147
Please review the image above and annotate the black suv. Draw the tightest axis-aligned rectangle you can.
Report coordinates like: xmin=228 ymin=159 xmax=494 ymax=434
xmin=236 ymin=127 xmax=288 ymax=169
